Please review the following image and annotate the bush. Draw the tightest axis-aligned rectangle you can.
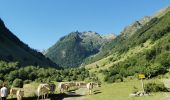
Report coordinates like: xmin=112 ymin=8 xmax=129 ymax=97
xmin=145 ymin=49 xmax=156 ymax=61
xmin=144 ymin=82 xmax=167 ymax=93
xmin=12 ymin=78 xmax=23 ymax=88
xmin=24 ymin=80 xmax=32 ymax=84
xmin=104 ymin=74 xmax=123 ymax=83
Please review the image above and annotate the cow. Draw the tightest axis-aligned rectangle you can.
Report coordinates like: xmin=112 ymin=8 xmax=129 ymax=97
xmin=68 ymin=82 xmax=77 ymax=89
xmin=58 ymin=82 xmax=70 ymax=93
xmin=10 ymin=88 xmax=18 ymax=98
xmin=49 ymin=83 xmax=56 ymax=94
xmin=76 ymin=82 xmax=87 ymax=88
xmin=37 ymin=84 xmax=51 ymax=100
xmin=16 ymin=89 xmax=24 ymax=100
xmin=86 ymin=82 xmax=99 ymax=95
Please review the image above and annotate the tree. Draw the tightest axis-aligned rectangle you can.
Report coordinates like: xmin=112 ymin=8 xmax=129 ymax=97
xmin=12 ymin=78 xmax=23 ymax=88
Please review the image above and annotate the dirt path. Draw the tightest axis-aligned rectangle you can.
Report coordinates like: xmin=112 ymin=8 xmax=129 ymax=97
xmin=63 ymin=88 xmax=88 ymax=100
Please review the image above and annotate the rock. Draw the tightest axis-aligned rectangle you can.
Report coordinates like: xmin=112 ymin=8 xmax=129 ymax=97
xmin=129 ymin=93 xmax=138 ymax=97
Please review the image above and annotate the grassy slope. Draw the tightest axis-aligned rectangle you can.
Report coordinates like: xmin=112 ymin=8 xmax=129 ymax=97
xmin=83 ymin=33 xmax=170 ymax=100
xmin=85 ymin=39 xmax=156 ymax=82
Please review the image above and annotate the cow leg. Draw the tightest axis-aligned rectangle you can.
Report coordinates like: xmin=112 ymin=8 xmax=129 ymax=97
xmin=46 ymin=93 xmax=48 ymax=99
xmin=11 ymin=95 xmax=13 ymax=98
xmin=88 ymin=90 xmax=90 ymax=95
xmin=19 ymin=95 xmax=22 ymax=100
xmin=37 ymin=94 xmax=39 ymax=100
xmin=90 ymin=90 xmax=92 ymax=95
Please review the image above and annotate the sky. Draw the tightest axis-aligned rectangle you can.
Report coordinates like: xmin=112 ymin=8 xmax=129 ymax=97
xmin=0 ymin=0 xmax=170 ymax=50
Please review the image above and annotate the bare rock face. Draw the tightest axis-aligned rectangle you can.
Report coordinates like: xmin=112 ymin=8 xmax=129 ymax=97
xmin=102 ymin=33 xmax=116 ymax=41
xmin=121 ymin=6 xmax=170 ymax=38
xmin=80 ymin=31 xmax=100 ymax=37
xmin=121 ymin=16 xmax=151 ymax=38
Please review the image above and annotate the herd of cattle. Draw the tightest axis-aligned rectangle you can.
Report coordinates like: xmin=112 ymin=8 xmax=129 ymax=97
xmin=9 ymin=81 xmax=99 ymax=100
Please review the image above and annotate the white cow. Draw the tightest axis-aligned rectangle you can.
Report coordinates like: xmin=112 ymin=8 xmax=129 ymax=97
xmin=16 ymin=89 xmax=24 ymax=100
xmin=68 ymin=82 xmax=76 ymax=89
xmin=76 ymin=82 xmax=87 ymax=88
xmin=37 ymin=84 xmax=50 ymax=99
xmin=86 ymin=82 xmax=98 ymax=95
xmin=10 ymin=88 xmax=18 ymax=98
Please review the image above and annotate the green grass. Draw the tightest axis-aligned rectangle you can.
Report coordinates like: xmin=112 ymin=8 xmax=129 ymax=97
xmin=7 ymin=79 xmax=169 ymax=100
xmin=86 ymin=79 xmax=168 ymax=100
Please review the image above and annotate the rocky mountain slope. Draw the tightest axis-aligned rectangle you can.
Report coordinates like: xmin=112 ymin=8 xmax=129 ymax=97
xmin=45 ymin=31 xmax=116 ymax=68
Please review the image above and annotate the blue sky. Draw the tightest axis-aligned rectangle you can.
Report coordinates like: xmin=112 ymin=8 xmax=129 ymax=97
xmin=0 ymin=0 xmax=170 ymax=50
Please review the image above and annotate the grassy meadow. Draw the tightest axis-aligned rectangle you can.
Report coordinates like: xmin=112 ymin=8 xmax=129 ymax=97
xmin=87 ymin=79 xmax=168 ymax=100
xmin=7 ymin=79 xmax=169 ymax=100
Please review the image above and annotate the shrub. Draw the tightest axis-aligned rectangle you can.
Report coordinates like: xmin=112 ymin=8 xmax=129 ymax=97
xmin=145 ymin=49 xmax=156 ymax=61
xmin=12 ymin=78 xmax=23 ymax=88
xmin=144 ymin=82 xmax=167 ymax=93
xmin=24 ymin=80 xmax=32 ymax=84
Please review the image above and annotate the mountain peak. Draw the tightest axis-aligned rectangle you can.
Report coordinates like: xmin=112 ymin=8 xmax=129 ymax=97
xmin=121 ymin=16 xmax=151 ymax=37
xmin=78 ymin=31 xmax=100 ymax=37
xmin=102 ymin=33 xmax=116 ymax=41
xmin=45 ymin=31 xmax=115 ymax=68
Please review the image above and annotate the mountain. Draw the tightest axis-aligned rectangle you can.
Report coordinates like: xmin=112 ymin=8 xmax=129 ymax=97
xmin=83 ymin=16 xmax=152 ymax=65
xmin=84 ymin=6 xmax=170 ymax=82
xmin=45 ymin=31 xmax=116 ymax=68
xmin=0 ymin=18 xmax=58 ymax=68
xmin=121 ymin=16 xmax=151 ymax=38
xmin=83 ymin=6 xmax=170 ymax=65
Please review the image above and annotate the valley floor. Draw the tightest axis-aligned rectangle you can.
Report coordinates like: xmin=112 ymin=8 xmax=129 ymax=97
xmin=7 ymin=79 xmax=170 ymax=100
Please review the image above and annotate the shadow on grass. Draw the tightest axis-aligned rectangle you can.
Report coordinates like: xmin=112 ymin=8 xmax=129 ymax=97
xmin=7 ymin=93 xmax=84 ymax=100
xmin=93 ymin=89 xmax=102 ymax=95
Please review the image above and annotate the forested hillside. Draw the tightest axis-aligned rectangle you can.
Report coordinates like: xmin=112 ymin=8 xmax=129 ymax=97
xmin=45 ymin=31 xmax=115 ymax=68
xmin=0 ymin=60 xmax=97 ymax=85
xmin=85 ymin=7 xmax=170 ymax=83
xmin=0 ymin=18 xmax=58 ymax=67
